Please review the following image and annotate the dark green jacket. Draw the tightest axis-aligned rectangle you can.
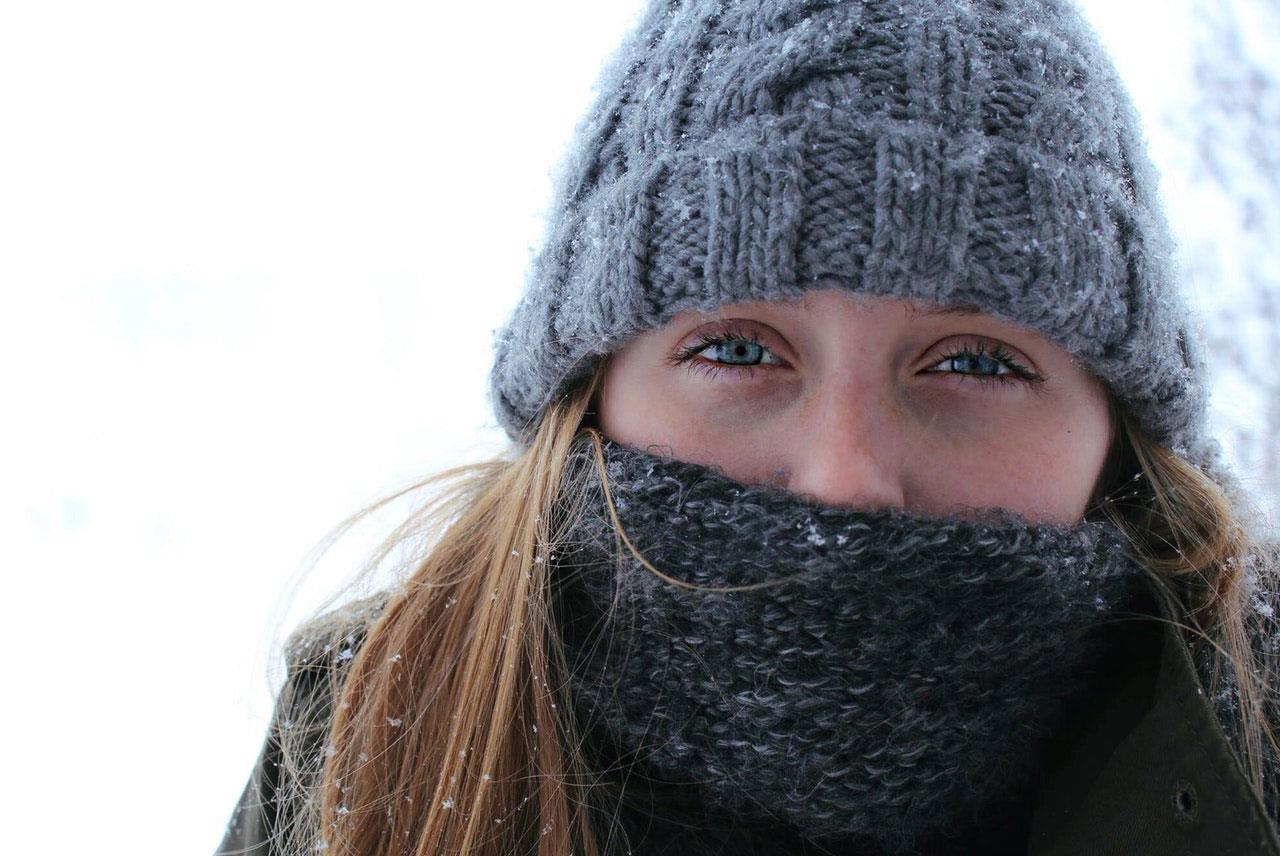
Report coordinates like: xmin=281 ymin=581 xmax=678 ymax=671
xmin=217 ymin=578 xmax=1280 ymax=855
xmin=1026 ymin=578 xmax=1279 ymax=855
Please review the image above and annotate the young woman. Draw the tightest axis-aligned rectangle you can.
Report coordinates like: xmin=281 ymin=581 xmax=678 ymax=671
xmin=218 ymin=1 xmax=1280 ymax=854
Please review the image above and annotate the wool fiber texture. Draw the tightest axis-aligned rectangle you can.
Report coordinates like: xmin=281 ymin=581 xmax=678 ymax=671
xmin=553 ymin=439 xmax=1151 ymax=854
xmin=489 ymin=0 xmax=1224 ymax=478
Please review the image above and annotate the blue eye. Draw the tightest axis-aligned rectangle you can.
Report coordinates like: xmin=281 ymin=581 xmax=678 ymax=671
xmin=673 ymin=328 xmax=785 ymax=372
xmin=670 ymin=329 xmax=1043 ymax=387
xmin=932 ymin=352 xmax=1011 ymax=377
xmin=925 ymin=343 xmax=1042 ymax=386
xmin=697 ymin=338 xmax=780 ymax=366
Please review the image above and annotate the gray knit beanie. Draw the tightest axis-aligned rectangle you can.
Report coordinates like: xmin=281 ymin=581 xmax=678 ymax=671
xmin=490 ymin=0 xmax=1221 ymax=475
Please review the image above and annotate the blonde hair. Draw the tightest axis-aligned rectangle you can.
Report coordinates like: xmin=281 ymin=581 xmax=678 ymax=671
xmin=268 ymin=369 xmax=1278 ymax=856
xmin=1091 ymin=403 xmax=1280 ymax=800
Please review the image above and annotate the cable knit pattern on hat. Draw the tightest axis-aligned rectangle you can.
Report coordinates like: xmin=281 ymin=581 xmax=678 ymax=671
xmin=489 ymin=0 xmax=1219 ymax=474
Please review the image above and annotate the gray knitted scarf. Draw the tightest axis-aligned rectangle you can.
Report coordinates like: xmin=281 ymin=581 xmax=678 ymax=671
xmin=553 ymin=439 xmax=1152 ymax=854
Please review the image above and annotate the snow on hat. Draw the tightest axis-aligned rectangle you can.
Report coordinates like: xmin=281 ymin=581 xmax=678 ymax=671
xmin=489 ymin=0 xmax=1222 ymax=480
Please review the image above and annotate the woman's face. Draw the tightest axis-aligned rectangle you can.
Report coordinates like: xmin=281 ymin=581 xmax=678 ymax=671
xmin=596 ymin=289 xmax=1115 ymax=524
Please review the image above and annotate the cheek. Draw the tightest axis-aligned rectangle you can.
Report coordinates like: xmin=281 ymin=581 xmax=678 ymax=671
xmin=915 ymin=393 xmax=1112 ymax=523
xmin=598 ymin=359 xmax=791 ymax=469
xmin=597 ymin=355 xmax=710 ymax=451
xmin=597 ymin=367 xmax=658 ymax=448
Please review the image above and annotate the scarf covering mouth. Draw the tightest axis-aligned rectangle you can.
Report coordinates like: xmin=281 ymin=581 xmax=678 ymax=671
xmin=552 ymin=439 xmax=1151 ymax=854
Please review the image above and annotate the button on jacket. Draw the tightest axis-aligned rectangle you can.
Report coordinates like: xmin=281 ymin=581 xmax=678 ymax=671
xmin=216 ymin=576 xmax=1280 ymax=855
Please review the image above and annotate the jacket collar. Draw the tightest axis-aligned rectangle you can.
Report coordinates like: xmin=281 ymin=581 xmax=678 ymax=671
xmin=1028 ymin=575 xmax=1279 ymax=855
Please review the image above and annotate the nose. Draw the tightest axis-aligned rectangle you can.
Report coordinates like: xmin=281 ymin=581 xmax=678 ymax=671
xmin=784 ymin=380 xmax=907 ymax=511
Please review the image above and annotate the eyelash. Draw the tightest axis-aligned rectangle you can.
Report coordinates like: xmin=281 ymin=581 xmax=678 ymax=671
xmin=929 ymin=340 xmax=1046 ymax=388
xmin=669 ymin=325 xmax=769 ymax=380
xmin=670 ymin=329 xmax=1046 ymax=388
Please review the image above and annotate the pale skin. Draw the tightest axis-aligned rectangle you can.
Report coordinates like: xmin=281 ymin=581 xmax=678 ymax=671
xmin=595 ymin=288 xmax=1116 ymax=524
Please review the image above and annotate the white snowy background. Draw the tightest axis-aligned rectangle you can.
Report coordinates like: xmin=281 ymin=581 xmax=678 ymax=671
xmin=1 ymin=1 xmax=1275 ymax=853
